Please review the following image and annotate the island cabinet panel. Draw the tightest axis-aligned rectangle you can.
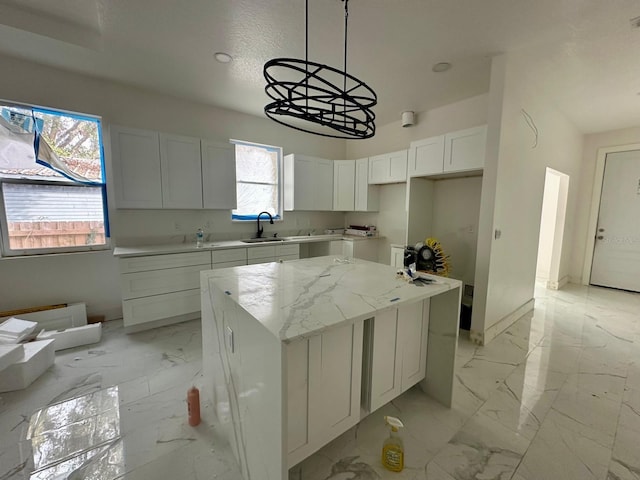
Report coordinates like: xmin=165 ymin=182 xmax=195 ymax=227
xmin=286 ymin=320 xmax=363 ymax=468
xmin=366 ymin=300 xmax=429 ymax=413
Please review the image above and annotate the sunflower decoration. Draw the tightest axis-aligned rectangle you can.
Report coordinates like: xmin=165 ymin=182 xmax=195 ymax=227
xmin=415 ymin=237 xmax=450 ymax=277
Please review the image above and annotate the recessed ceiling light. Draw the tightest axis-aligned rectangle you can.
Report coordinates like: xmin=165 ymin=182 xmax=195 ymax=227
xmin=432 ymin=62 xmax=452 ymax=73
xmin=214 ymin=52 xmax=233 ymax=63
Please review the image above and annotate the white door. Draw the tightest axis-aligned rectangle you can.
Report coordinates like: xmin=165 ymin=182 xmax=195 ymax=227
xmin=590 ymin=150 xmax=640 ymax=292
xmin=201 ymin=140 xmax=237 ymax=210
xmin=333 ymin=160 xmax=355 ymax=211
xmin=160 ymin=133 xmax=203 ymax=209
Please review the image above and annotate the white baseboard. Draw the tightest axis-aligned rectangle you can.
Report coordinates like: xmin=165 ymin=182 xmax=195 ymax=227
xmin=470 ymin=298 xmax=535 ymax=346
xmin=547 ymin=275 xmax=570 ymax=290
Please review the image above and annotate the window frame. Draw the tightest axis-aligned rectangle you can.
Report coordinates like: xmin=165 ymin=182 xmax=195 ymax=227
xmin=230 ymin=139 xmax=284 ymax=222
xmin=0 ymin=102 xmax=110 ymax=257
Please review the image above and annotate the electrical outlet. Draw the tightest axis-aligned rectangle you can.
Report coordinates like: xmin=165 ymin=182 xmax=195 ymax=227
xmin=204 ymin=220 xmax=214 ymax=230
xmin=174 ymin=222 xmax=182 ymax=232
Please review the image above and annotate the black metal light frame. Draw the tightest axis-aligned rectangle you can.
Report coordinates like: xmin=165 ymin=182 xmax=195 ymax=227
xmin=263 ymin=0 xmax=377 ymax=140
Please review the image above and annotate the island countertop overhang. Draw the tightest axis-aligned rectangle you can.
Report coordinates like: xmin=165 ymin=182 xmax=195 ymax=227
xmin=201 ymin=256 xmax=462 ymax=343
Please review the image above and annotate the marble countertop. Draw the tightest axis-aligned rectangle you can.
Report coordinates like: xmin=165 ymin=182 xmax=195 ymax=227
xmin=113 ymin=234 xmax=379 ymax=257
xmin=202 ymin=256 xmax=461 ymax=343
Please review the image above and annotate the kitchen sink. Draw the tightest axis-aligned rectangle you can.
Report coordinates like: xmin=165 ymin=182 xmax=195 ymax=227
xmin=241 ymin=238 xmax=286 ymax=243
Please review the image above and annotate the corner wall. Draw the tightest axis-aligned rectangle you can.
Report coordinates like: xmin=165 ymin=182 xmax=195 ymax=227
xmin=471 ymin=53 xmax=584 ymax=344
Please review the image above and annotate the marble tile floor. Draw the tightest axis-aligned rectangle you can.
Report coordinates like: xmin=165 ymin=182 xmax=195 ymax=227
xmin=2 ymin=282 xmax=640 ymax=480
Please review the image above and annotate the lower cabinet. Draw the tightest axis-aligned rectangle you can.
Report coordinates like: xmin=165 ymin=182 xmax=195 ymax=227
xmin=247 ymin=244 xmax=300 ymax=265
xmin=287 ymin=320 xmax=364 ymax=467
xmin=390 ymin=245 xmax=405 ymax=267
xmin=363 ymin=300 xmax=430 ymax=413
xmin=119 ymin=251 xmax=212 ymax=329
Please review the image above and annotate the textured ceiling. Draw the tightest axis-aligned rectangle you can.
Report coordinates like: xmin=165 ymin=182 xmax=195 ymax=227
xmin=0 ymin=0 xmax=638 ymax=134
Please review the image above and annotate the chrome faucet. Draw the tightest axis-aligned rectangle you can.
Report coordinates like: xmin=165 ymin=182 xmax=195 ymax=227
xmin=255 ymin=211 xmax=274 ymax=238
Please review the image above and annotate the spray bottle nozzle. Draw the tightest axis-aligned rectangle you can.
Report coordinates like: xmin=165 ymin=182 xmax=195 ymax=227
xmin=384 ymin=415 xmax=404 ymax=432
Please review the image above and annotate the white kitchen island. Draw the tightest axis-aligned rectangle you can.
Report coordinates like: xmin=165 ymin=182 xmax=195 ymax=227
xmin=201 ymin=256 xmax=461 ymax=480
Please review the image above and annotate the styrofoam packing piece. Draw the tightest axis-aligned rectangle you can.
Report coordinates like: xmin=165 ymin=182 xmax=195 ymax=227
xmin=36 ymin=323 xmax=102 ymax=351
xmin=0 ymin=340 xmax=55 ymax=393
xmin=0 ymin=317 xmax=38 ymax=336
xmin=0 ymin=344 xmax=24 ymax=373
xmin=0 ymin=303 xmax=87 ymax=331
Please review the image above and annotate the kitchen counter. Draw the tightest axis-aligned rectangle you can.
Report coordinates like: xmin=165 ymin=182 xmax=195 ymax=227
xmin=112 ymin=234 xmax=379 ymax=257
xmin=201 ymin=256 xmax=461 ymax=480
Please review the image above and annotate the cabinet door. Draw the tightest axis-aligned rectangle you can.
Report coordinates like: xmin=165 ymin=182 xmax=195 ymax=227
xmin=390 ymin=246 xmax=405 ymax=267
xmin=315 ymin=159 xmax=334 ymax=211
xmin=408 ymin=136 xmax=445 ymax=176
xmin=368 ymin=154 xmax=389 ymax=184
xmin=122 ymin=289 xmax=200 ymax=327
xmin=388 ymin=150 xmax=408 ymax=182
xmin=111 ymin=126 xmax=162 ymax=209
xmin=333 ymin=160 xmax=355 ymax=211
xmin=355 ymin=158 xmax=379 ymax=211
xmin=201 ymin=140 xmax=237 ymax=209
xmin=444 ymin=125 xmax=487 ymax=173
xmin=398 ymin=300 xmax=429 ymax=392
xmin=369 ymin=308 xmax=401 ymax=412
xmin=289 ymin=155 xmax=315 ymax=211
xmin=351 ymin=239 xmax=378 ymax=262
xmin=308 ymin=321 xmax=363 ymax=455
xmin=160 ymin=133 xmax=203 ymax=209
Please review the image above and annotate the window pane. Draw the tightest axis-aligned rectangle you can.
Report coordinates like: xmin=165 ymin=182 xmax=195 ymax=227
xmin=234 ymin=183 xmax=277 ymax=217
xmin=235 ymin=144 xmax=277 ymax=184
xmin=2 ymin=183 xmax=106 ymax=250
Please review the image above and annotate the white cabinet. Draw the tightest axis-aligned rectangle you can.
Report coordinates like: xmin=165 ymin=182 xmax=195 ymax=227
xmin=390 ymin=246 xmax=405 ymax=267
xmin=112 ymin=126 xmax=236 ymax=210
xmin=284 ymin=154 xmax=334 ymax=211
xmin=201 ymin=140 xmax=237 ymax=210
xmin=287 ymin=320 xmax=364 ymax=467
xmin=408 ymin=135 xmax=445 ymax=177
xmin=119 ymin=251 xmax=212 ymax=329
xmin=368 ymin=150 xmax=408 ymax=184
xmin=443 ymin=125 xmax=487 ymax=173
xmin=160 ymin=133 xmax=203 ymax=209
xmin=333 ymin=160 xmax=355 ymax=211
xmin=365 ymin=300 xmax=429 ymax=413
xmin=247 ymin=243 xmax=300 ymax=265
xmin=343 ymin=239 xmax=379 ymax=262
xmin=212 ymin=248 xmax=247 ymax=268
xmin=111 ymin=126 xmax=162 ymax=208
xmin=355 ymin=158 xmax=379 ymax=211
xmin=408 ymin=125 xmax=487 ymax=178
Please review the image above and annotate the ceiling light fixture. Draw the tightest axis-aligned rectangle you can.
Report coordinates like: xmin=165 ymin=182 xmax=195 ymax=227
xmin=263 ymin=0 xmax=377 ymax=139
xmin=214 ymin=52 xmax=233 ymax=63
xmin=432 ymin=62 xmax=452 ymax=73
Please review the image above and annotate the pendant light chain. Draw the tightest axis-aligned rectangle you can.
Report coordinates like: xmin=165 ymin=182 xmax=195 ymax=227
xmin=343 ymin=0 xmax=348 ymax=127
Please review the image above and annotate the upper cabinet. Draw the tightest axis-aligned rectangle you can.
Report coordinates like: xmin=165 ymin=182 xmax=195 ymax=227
xmin=111 ymin=126 xmax=163 ymax=208
xmin=443 ymin=125 xmax=487 ymax=173
xmin=111 ymin=126 xmax=236 ymax=210
xmin=408 ymin=125 xmax=487 ymax=178
xmin=407 ymin=135 xmax=445 ymax=177
xmin=368 ymin=150 xmax=407 ymax=184
xmin=354 ymin=158 xmax=379 ymax=212
xmin=333 ymin=160 xmax=355 ymax=211
xmin=284 ymin=154 xmax=333 ymax=211
xmin=201 ymin=140 xmax=237 ymax=210
xmin=160 ymin=133 xmax=203 ymax=209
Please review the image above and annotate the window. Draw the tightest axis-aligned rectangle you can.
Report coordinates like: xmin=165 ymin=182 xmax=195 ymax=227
xmin=0 ymin=102 xmax=109 ymax=256
xmin=231 ymin=140 xmax=282 ymax=221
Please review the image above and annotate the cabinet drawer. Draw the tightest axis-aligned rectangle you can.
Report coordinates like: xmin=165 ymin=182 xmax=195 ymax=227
xmin=247 ymin=245 xmax=277 ymax=260
xmin=212 ymin=248 xmax=247 ymax=264
xmin=213 ymin=260 xmax=247 ymax=269
xmin=121 ymin=265 xmax=207 ymax=299
xmin=247 ymin=257 xmax=273 ymax=265
xmin=120 ymin=251 xmax=211 ymax=273
xmin=276 ymin=244 xmax=300 ymax=257
xmin=122 ymin=289 xmax=201 ymax=327
xmin=276 ymin=254 xmax=299 ymax=263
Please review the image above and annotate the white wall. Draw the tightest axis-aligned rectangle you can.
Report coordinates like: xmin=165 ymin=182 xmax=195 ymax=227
xmin=536 ymin=171 xmax=560 ymax=280
xmin=432 ymin=176 xmax=483 ymax=286
xmin=572 ymin=126 xmax=640 ymax=284
xmin=0 ymin=54 xmax=346 ymax=319
xmin=471 ymin=54 xmax=584 ymax=344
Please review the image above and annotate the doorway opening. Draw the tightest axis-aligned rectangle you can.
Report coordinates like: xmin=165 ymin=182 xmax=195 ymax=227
xmin=536 ymin=168 xmax=570 ymax=290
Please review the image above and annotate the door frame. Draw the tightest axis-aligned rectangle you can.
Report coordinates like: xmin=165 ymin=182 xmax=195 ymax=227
xmin=582 ymin=142 xmax=640 ymax=285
